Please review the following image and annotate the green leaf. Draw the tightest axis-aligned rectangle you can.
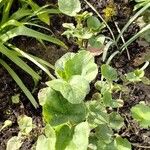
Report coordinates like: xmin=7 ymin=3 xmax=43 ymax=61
xmin=109 ymin=112 xmax=124 ymax=130
xmin=58 ymin=0 xmax=81 ymax=16
xmin=25 ymin=0 xmax=50 ymax=25
xmin=38 ymin=87 xmax=49 ymax=106
xmin=131 ymin=103 xmax=150 ymax=128
xmin=46 ymin=76 xmax=90 ymax=104
xmin=6 ymin=136 xmax=23 ymax=150
xmin=55 ymin=52 xmax=75 ymax=79
xmin=87 ymin=16 xmax=101 ymax=30
xmin=103 ymin=91 xmax=112 ymax=107
xmin=11 ymin=94 xmax=20 ymax=104
xmin=65 ymin=122 xmax=90 ymax=150
xmin=56 ymin=125 xmax=73 ymax=150
xmin=97 ymin=140 xmax=116 ymax=150
xmin=86 ymin=100 xmax=109 ymax=127
xmin=0 ymin=26 xmax=67 ymax=49
xmin=89 ymin=35 xmax=105 ymax=48
xmin=101 ymin=64 xmax=118 ymax=81
xmin=95 ymin=80 xmax=110 ymax=92
xmin=36 ymin=135 xmax=52 ymax=150
xmin=126 ymin=69 xmax=144 ymax=82
xmin=36 ymin=124 xmax=56 ymax=150
xmin=0 ymin=43 xmax=41 ymax=81
xmin=17 ymin=115 xmax=33 ymax=135
xmin=42 ymin=88 xmax=87 ymax=126
xmin=112 ymin=99 xmax=124 ymax=108
xmin=141 ymin=29 xmax=150 ymax=43
xmin=95 ymin=124 xmax=114 ymax=144
xmin=10 ymin=6 xmax=32 ymax=20
xmin=55 ymin=50 xmax=98 ymax=82
xmin=114 ymin=136 xmax=131 ymax=150
xmin=141 ymin=76 xmax=150 ymax=85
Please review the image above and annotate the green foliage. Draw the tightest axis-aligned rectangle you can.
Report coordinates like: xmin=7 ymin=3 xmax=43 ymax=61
xmin=6 ymin=136 xmax=23 ymax=150
xmin=55 ymin=50 xmax=98 ymax=82
xmin=36 ymin=124 xmax=56 ymax=150
xmin=0 ymin=0 xmax=67 ymax=108
xmin=101 ymin=64 xmax=118 ymax=81
xmin=65 ymin=122 xmax=90 ymax=150
xmin=46 ymin=76 xmax=90 ymax=104
xmin=37 ymin=50 xmax=150 ymax=149
xmin=58 ymin=0 xmax=104 ymax=48
xmin=6 ymin=115 xmax=33 ymax=150
xmin=87 ymin=16 xmax=101 ymax=30
xmin=131 ymin=103 xmax=150 ymax=128
xmin=109 ymin=112 xmax=124 ymax=130
xmin=17 ymin=115 xmax=33 ymax=135
xmin=114 ymin=136 xmax=132 ymax=150
xmin=11 ymin=94 xmax=20 ymax=104
xmin=58 ymin=0 xmax=81 ymax=16
xmin=41 ymin=88 xmax=87 ymax=126
xmin=134 ymin=0 xmax=150 ymax=10
xmin=89 ymin=35 xmax=105 ymax=48
xmin=55 ymin=125 xmax=73 ymax=150
xmin=125 ymin=69 xmax=145 ymax=82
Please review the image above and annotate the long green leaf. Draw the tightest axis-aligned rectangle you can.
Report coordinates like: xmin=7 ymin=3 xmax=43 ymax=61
xmin=0 ymin=59 xmax=39 ymax=108
xmin=121 ymin=24 xmax=150 ymax=51
xmin=8 ymin=44 xmax=56 ymax=80
xmin=10 ymin=7 xmax=32 ymax=20
xmin=6 ymin=44 xmax=55 ymax=70
xmin=24 ymin=0 xmax=50 ymax=25
xmin=0 ymin=25 xmax=67 ymax=49
xmin=0 ymin=43 xmax=41 ymax=81
xmin=0 ymin=20 xmax=22 ymax=31
xmin=1 ymin=0 xmax=14 ymax=24
xmin=116 ymin=3 xmax=150 ymax=42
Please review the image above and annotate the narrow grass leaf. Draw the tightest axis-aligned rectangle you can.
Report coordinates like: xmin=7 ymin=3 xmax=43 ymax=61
xmin=0 ymin=59 xmax=39 ymax=108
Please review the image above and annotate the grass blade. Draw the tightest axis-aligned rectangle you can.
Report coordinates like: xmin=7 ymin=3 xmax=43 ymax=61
xmin=102 ymin=41 xmax=113 ymax=62
xmin=121 ymin=24 xmax=150 ymax=51
xmin=116 ymin=3 xmax=150 ymax=42
xmin=0 ymin=59 xmax=39 ymax=108
xmin=0 ymin=43 xmax=41 ymax=81
xmin=8 ymin=44 xmax=56 ymax=80
xmin=1 ymin=0 xmax=13 ymax=24
xmin=0 ymin=25 xmax=68 ymax=49
xmin=106 ymin=51 xmax=120 ymax=65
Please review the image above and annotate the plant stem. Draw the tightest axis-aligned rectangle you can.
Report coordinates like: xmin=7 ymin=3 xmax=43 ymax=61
xmin=114 ymin=21 xmax=131 ymax=60
xmin=116 ymin=3 xmax=150 ymax=42
xmin=84 ymin=0 xmax=116 ymax=43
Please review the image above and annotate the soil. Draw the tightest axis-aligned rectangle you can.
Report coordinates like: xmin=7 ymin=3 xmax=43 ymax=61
xmin=0 ymin=0 xmax=150 ymax=150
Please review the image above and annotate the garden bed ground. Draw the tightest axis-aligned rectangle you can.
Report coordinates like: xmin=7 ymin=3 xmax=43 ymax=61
xmin=0 ymin=0 xmax=150 ymax=149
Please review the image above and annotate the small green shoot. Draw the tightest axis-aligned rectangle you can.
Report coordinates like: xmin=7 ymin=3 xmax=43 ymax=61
xmin=0 ymin=120 xmax=12 ymax=132
xmin=12 ymin=94 xmax=20 ymax=104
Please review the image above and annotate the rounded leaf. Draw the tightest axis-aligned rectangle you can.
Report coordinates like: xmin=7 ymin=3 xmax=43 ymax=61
xmin=101 ymin=64 xmax=118 ymax=81
xmin=87 ymin=16 xmax=101 ymax=30
xmin=55 ymin=50 xmax=98 ymax=82
xmin=43 ymin=89 xmax=87 ymax=126
xmin=58 ymin=0 xmax=81 ymax=16
xmin=46 ymin=76 xmax=90 ymax=104
xmin=109 ymin=112 xmax=124 ymax=130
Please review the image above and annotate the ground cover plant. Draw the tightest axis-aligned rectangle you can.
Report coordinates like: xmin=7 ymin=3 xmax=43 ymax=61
xmin=0 ymin=0 xmax=150 ymax=149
